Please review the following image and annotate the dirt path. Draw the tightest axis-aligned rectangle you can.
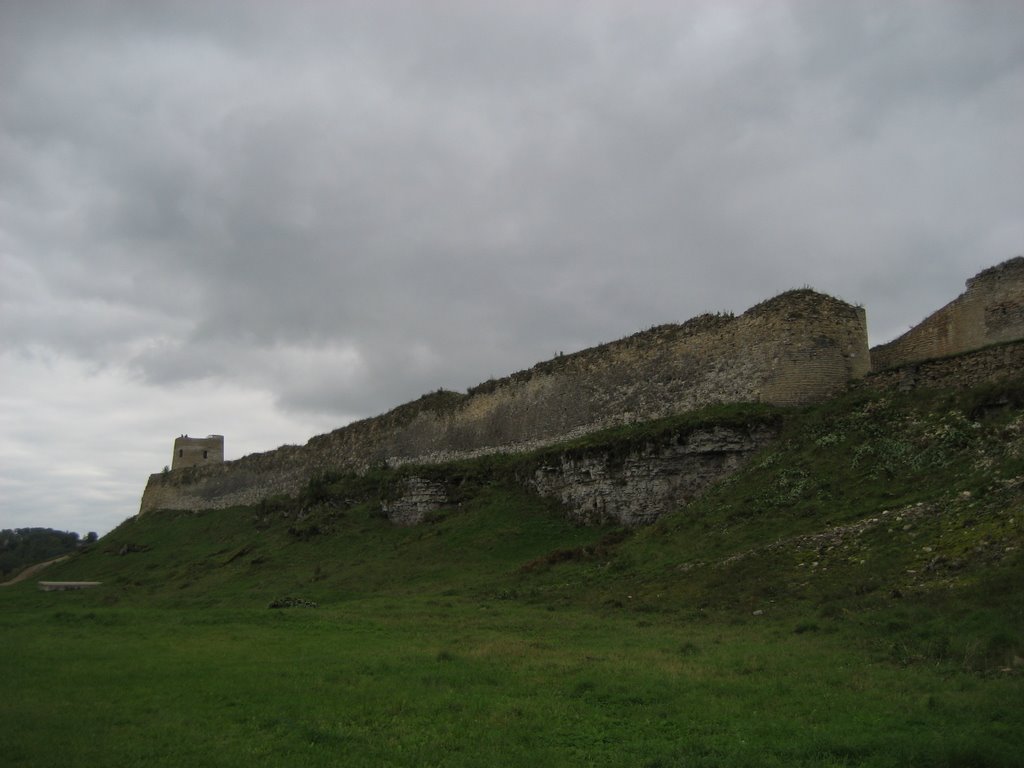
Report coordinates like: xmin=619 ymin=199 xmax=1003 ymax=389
xmin=0 ymin=555 xmax=70 ymax=587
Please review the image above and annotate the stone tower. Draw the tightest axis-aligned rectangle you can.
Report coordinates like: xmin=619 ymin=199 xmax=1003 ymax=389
xmin=171 ymin=434 xmax=224 ymax=470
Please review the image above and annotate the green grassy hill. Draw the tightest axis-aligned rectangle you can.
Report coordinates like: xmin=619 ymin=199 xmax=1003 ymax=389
xmin=2 ymin=379 xmax=1022 ymax=766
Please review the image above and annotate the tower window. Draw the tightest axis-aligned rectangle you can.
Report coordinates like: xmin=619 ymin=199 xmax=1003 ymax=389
xmin=178 ymin=449 xmax=183 ymax=458
xmin=203 ymin=450 xmax=208 ymax=459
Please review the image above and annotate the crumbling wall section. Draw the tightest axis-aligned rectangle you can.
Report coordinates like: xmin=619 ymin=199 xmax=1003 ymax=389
xmin=863 ymin=339 xmax=1024 ymax=394
xmin=871 ymin=257 xmax=1024 ymax=372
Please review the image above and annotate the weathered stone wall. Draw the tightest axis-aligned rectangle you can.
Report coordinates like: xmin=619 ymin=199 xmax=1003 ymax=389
xmin=871 ymin=257 xmax=1024 ymax=372
xmin=862 ymin=339 xmax=1024 ymax=394
xmin=140 ymin=289 xmax=869 ymax=515
xmin=141 ymin=443 xmax=310 ymax=514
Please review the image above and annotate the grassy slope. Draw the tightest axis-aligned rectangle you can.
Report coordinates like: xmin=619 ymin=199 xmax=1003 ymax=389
xmin=2 ymin=380 xmax=1023 ymax=766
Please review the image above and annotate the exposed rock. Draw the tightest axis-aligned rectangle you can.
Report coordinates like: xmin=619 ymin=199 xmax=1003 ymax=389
xmin=382 ymin=477 xmax=448 ymax=526
xmin=116 ymin=543 xmax=149 ymax=556
xmin=529 ymin=424 xmax=779 ymax=526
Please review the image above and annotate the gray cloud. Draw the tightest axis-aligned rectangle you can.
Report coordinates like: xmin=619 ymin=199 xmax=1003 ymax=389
xmin=1 ymin=1 xmax=1022 ymax=533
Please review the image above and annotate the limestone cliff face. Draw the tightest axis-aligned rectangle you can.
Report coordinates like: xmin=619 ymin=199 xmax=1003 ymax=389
xmin=140 ymin=289 xmax=868 ymax=515
xmin=379 ymin=422 xmax=780 ymax=528
xmin=871 ymin=257 xmax=1024 ymax=371
xmin=528 ymin=424 xmax=780 ymax=527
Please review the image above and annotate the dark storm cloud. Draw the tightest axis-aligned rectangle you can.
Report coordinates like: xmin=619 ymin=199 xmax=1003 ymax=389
xmin=2 ymin=0 xmax=1022 ymax=429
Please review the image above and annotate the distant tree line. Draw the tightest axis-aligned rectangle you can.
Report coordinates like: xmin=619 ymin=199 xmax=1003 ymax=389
xmin=0 ymin=528 xmax=97 ymax=578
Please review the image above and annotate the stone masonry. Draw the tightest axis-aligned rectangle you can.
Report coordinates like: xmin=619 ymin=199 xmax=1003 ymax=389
xmin=871 ymin=256 xmax=1024 ymax=371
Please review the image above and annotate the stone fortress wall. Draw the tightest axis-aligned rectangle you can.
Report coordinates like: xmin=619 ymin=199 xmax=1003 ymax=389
xmin=864 ymin=338 xmax=1024 ymax=394
xmin=870 ymin=256 xmax=1024 ymax=371
xmin=170 ymin=435 xmax=224 ymax=470
xmin=140 ymin=288 xmax=869 ymax=514
xmin=139 ymin=257 xmax=1024 ymax=519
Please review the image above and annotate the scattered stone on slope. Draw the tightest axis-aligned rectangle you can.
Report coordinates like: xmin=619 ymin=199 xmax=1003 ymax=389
xmin=268 ymin=596 xmax=318 ymax=609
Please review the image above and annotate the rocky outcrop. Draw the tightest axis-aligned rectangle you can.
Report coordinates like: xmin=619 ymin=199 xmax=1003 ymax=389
xmin=381 ymin=477 xmax=449 ymax=526
xmin=529 ymin=424 xmax=780 ymax=526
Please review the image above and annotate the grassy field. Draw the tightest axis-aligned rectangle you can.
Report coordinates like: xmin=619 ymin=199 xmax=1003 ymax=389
xmin=3 ymin=595 xmax=1021 ymax=767
xmin=2 ymin=382 xmax=1023 ymax=766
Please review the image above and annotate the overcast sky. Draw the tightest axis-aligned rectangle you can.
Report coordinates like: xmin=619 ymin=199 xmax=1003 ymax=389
xmin=2 ymin=1 xmax=1022 ymax=536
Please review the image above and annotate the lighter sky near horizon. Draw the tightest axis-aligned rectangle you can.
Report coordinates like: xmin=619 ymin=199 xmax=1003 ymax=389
xmin=2 ymin=1 xmax=1022 ymax=536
